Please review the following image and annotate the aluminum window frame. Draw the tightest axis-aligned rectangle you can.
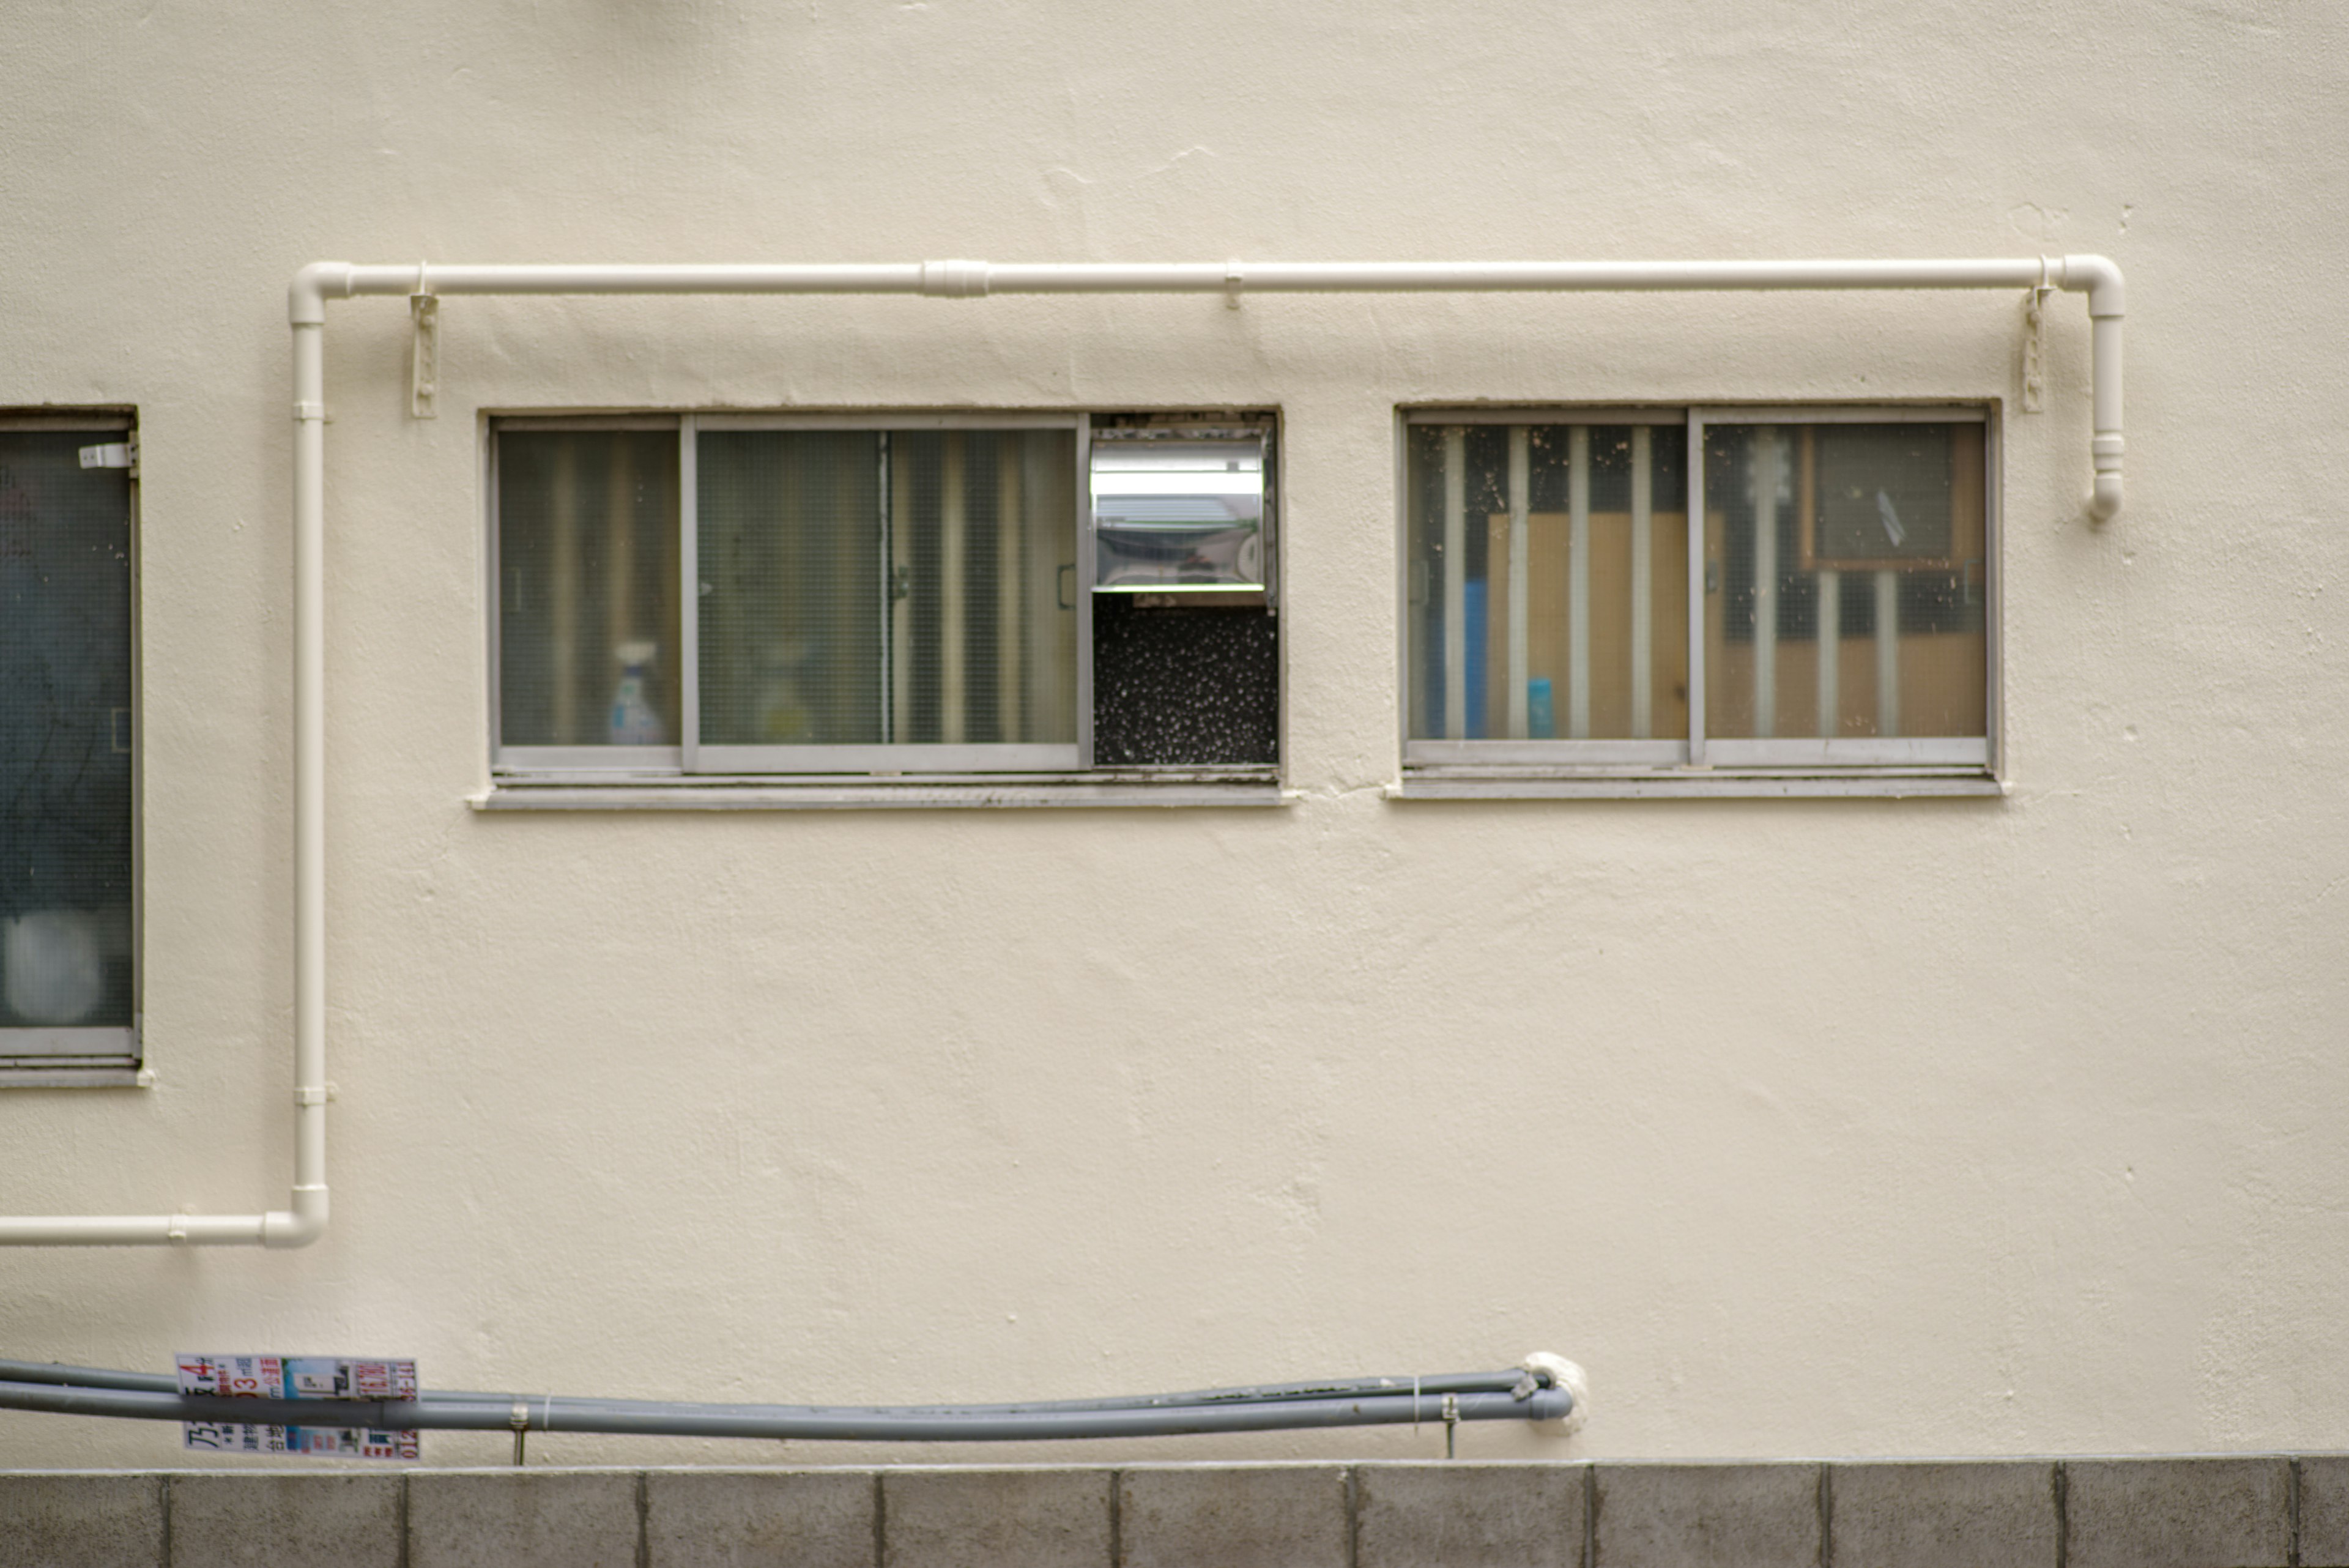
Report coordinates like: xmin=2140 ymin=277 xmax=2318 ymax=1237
xmin=1397 ymin=403 xmax=2000 ymax=787
xmin=490 ymin=411 xmax=1109 ymax=782
xmin=0 ymin=409 xmax=143 ymax=1083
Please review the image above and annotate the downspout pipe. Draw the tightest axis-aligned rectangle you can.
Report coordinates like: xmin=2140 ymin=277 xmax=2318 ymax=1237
xmin=0 ymin=254 xmax=2122 ymax=1250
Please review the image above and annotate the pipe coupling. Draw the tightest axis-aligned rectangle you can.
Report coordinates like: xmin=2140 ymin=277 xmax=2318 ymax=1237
xmin=2092 ymin=433 xmax=2126 ymax=470
xmin=921 ymin=260 xmax=990 ymax=299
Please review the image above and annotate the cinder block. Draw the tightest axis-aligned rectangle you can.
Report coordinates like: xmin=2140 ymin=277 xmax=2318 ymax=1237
xmin=1116 ymin=1465 xmax=1348 ymax=1568
xmin=1828 ymin=1462 xmax=2057 ymax=1568
xmin=0 ymin=1474 xmax=163 ymax=1568
xmin=168 ymin=1473 xmax=401 ymax=1568
xmin=2297 ymin=1455 xmax=2349 ymax=1568
xmin=1354 ymin=1462 xmax=1583 ymax=1568
xmin=1594 ymin=1462 xmax=1820 ymax=1568
xmin=2063 ymin=1457 xmax=2290 ymax=1568
xmin=407 ymin=1470 xmax=640 ymax=1568
xmin=647 ymin=1469 xmax=875 ymax=1568
xmin=880 ymin=1468 xmax=1109 ymax=1568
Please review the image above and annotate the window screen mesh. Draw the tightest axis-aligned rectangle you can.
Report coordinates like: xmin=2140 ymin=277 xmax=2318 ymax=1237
xmin=497 ymin=431 xmax=682 ymax=748
xmin=0 ymin=431 xmax=133 ymax=1032
xmin=697 ymin=428 xmax=1077 ymax=750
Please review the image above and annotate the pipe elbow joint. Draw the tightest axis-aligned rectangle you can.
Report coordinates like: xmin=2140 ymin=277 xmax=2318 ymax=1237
xmin=1520 ymin=1351 xmax=1590 ymax=1437
xmin=2060 ymin=255 xmax=2125 ymax=318
xmin=262 ymin=1186 xmax=329 ymax=1248
xmin=2089 ymin=471 xmax=2124 ymax=522
xmin=289 ymin=263 xmax=354 ymax=326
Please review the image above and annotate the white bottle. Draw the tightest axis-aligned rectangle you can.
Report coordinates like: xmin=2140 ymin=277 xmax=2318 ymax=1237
xmin=609 ymin=640 xmax=666 ymax=745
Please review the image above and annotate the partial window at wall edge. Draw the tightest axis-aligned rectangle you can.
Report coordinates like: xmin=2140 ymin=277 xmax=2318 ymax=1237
xmin=0 ymin=411 xmax=140 ymax=1079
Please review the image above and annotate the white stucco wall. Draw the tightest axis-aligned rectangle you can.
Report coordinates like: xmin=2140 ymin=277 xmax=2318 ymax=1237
xmin=2 ymin=0 xmax=2345 ymax=1468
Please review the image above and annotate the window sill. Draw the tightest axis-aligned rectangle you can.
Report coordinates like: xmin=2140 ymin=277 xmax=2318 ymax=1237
xmin=473 ymin=770 xmax=1286 ymax=811
xmin=0 ymin=1063 xmax=152 ymax=1090
xmin=1389 ymin=768 xmax=2004 ymax=801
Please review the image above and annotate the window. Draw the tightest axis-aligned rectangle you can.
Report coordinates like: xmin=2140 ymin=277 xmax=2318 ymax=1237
xmin=1 ymin=415 xmax=138 ymax=1074
xmin=1401 ymin=407 xmax=1995 ymax=793
xmin=489 ymin=414 xmax=1280 ymax=802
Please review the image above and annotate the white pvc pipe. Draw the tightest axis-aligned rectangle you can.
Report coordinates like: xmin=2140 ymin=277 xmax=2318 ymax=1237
xmin=0 ymin=252 xmax=2121 ymax=1248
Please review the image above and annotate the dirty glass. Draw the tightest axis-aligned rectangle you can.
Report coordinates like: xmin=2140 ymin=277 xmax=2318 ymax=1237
xmin=0 ymin=430 xmax=134 ymax=1038
xmin=1406 ymin=422 xmax=1688 ymax=740
xmin=1703 ymin=423 xmax=1986 ymax=740
xmin=497 ymin=431 xmax=683 ymax=749
xmin=697 ymin=428 xmax=1077 ymax=749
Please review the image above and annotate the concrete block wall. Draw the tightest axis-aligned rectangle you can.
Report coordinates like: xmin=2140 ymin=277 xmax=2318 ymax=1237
xmin=6 ymin=1458 xmax=2348 ymax=1568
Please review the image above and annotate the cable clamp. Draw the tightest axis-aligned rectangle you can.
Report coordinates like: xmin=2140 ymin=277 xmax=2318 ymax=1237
xmin=293 ymin=1083 xmax=335 ymax=1107
xmin=2022 ymin=259 xmax=2055 ymax=415
xmin=292 ymin=401 xmax=327 ymax=423
xmin=410 ymin=262 xmax=440 ymax=420
xmin=1225 ymin=261 xmax=1245 ymax=310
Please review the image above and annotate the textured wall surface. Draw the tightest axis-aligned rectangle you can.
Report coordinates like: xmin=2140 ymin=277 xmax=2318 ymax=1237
xmin=1 ymin=0 xmax=2345 ymax=1469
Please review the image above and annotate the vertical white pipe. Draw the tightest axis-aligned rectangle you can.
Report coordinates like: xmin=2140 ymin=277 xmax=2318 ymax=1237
xmin=941 ymin=434 xmax=966 ymax=745
xmin=1875 ymin=568 xmax=1899 ymax=736
xmin=1567 ymin=425 xmax=1590 ymax=739
xmin=1630 ymin=427 xmax=1653 ymax=740
xmin=1442 ymin=426 xmax=1466 ymax=740
xmin=1507 ymin=426 xmax=1529 ymax=739
xmin=286 ymin=319 xmax=332 ymax=1243
xmin=2090 ymin=313 xmax=2124 ymax=521
xmin=1751 ymin=430 xmax=1779 ymax=738
xmin=1817 ymin=568 xmax=1840 ymax=738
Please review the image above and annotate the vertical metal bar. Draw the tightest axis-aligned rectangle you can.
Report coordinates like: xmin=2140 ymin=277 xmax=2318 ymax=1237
xmin=678 ymin=417 xmax=700 ymax=771
xmin=1506 ymin=426 xmax=1530 ymax=739
xmin=1567 ymin=424 xmax=1591 ymax=739
xmin=1687 ymin=417 xmax=1707 ymax=767
xmin=997 ymin=434 xmax=1023 ymax=744
xmin=1804 ymin=429 xmax=1835 ymax=740
xmin=1984 ymin=414 xmax=2002 ymax=773
xmin=1875 ymin=568 xmax=1899 ymax=737
xmin=941 ymin=433 xmax=967 ymax=745
xmin=486 ymin=429 xmax=505 ymax=764
xmin=878 ymin=433 xmax=893 ymax=745
xmin=1075 ymin=417 xmax=1094 ymax=768
xmin=551 ymin=442 xmax=579 ymax=743
xmin=1630 ymin=425 xmax=1653 ymax=740
xmin=607 ymin=437 xmax=634 ymax=740
xmin=1442 ymin=425 xmax=1466 ymax=740
xmin=1752 ymin=427 xmax=1779 ymax=738
xmin=891 ymin=434 xmax=913 ymax=742
xmin=1817 ymin=568 xmax=1840 ymax=739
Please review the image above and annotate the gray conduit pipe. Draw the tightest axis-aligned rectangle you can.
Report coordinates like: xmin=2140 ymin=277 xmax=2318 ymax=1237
xmin=0 ymin=1364 xmax=1577 ymax=1443
xmin=0 ymin=253 xmax=2122 ymax=1250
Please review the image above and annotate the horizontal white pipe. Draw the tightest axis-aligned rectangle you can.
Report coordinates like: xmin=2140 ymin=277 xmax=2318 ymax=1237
xmin=0 ymin=251 xmax=2124 ymax=1249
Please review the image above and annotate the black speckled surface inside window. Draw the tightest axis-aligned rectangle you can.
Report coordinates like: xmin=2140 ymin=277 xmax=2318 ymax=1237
xmin=1090 ymin=598 xmax=1278 ymax=767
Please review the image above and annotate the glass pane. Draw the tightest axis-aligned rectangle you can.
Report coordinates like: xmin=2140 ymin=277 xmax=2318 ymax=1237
xmin=697 ymin=430 xmax=885 ymax=745
xmin=0 ymin=431 xmax=133 ymax=1032
xmin=698 ymin=429 xmax=1078 ymax=751
xmin=1704 ymin=423 xmax=1987 ymax=740
xmin=888 ymin=430 xmax=1078 ymax=746
xmin=497 ymin=431 xmax=681 ymax=748
xmin=1093 ymin=438 xmax=1265 ymax=590
xmin=1406 ymin=422 xmax=1687 ymax=740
